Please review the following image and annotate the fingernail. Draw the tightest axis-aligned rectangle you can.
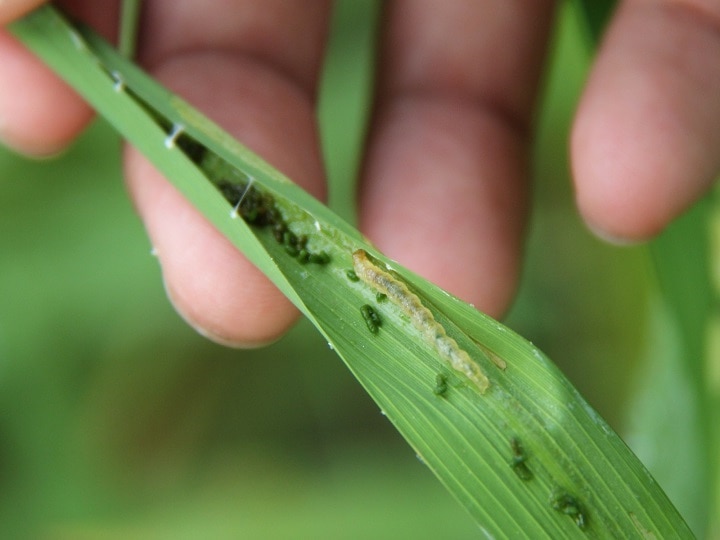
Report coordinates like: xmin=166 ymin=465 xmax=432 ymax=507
xmin=585 ymin=220 xmax=644 ymax=247
xmin=0 ymin=124 xmax=67 ymax=158
xmin=0 ymin=116 xmax=24 ymax=155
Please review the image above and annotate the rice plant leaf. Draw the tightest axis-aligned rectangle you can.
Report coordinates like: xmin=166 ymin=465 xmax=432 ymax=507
xmin=11 ymin=6 xmax=694 ymax=538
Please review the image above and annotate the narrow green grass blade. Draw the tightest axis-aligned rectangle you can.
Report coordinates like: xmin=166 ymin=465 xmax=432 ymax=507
xmin=11 ymin=6 xmax=693 ymax=537
xmin=118 ymin=0 xmax=142 ymax=59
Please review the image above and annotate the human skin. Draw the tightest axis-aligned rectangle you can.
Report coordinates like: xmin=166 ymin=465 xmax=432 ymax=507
xmin=1 ymin=0 xmax=720 ymax=346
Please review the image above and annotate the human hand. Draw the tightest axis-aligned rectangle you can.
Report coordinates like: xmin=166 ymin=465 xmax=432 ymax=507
xmin=2 ymin=1 xmax=719 ymax=347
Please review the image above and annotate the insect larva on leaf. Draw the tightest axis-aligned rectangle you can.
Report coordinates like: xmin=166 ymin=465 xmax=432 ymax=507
xmin=360 ymin=304 xmax=382 ymax=334
xmin=308 ymin=251 xmax=330 ymax=265
xmin=551 ymin=491 xmax=588 ymax=530
xmin=352 ymin=249 xmax=489 ymax=393
xmin=509 ymin=437 xmax=533 ymax=481
xmin=433 ymin=373 xmax=448 ymax=396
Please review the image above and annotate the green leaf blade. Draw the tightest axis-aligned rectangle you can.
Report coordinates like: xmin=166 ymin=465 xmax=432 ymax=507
xmin=10 ymin=6 xmax=694 ymax=538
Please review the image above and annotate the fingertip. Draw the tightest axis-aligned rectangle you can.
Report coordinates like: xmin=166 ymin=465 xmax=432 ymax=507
xmin=163 ymin=269 xmax=300 ymax=349
xmin=0 ymin=31 xmax=93 ymax=156
xmin=571 ymin=111 xmax=669 ymax=243
xmin=571 ymin=114 xmax=703 ymax=243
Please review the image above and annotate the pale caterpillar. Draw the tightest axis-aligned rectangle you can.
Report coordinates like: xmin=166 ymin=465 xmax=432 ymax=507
xmin=352 ymin=250 xmax=490 ymax=393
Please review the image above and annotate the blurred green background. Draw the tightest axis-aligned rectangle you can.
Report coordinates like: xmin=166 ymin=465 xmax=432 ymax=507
xmin=0 ymin=2 xmax=703 ymax=538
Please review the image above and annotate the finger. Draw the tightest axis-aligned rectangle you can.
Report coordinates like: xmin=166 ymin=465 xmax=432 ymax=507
xmin=126 ymin=0 xmax=330 ymax=346
xmin=0 ymin=0 xmax=45 ymax=25
xmin=571 ymin=0 xmax=720 ymax=241
xmin=360 ymin=0 xmax=555 ymax=317
xmin=0 ymin=1 xmax=118 ymax=156
xmin=0 ymin=30 xmax=92 ymax=155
